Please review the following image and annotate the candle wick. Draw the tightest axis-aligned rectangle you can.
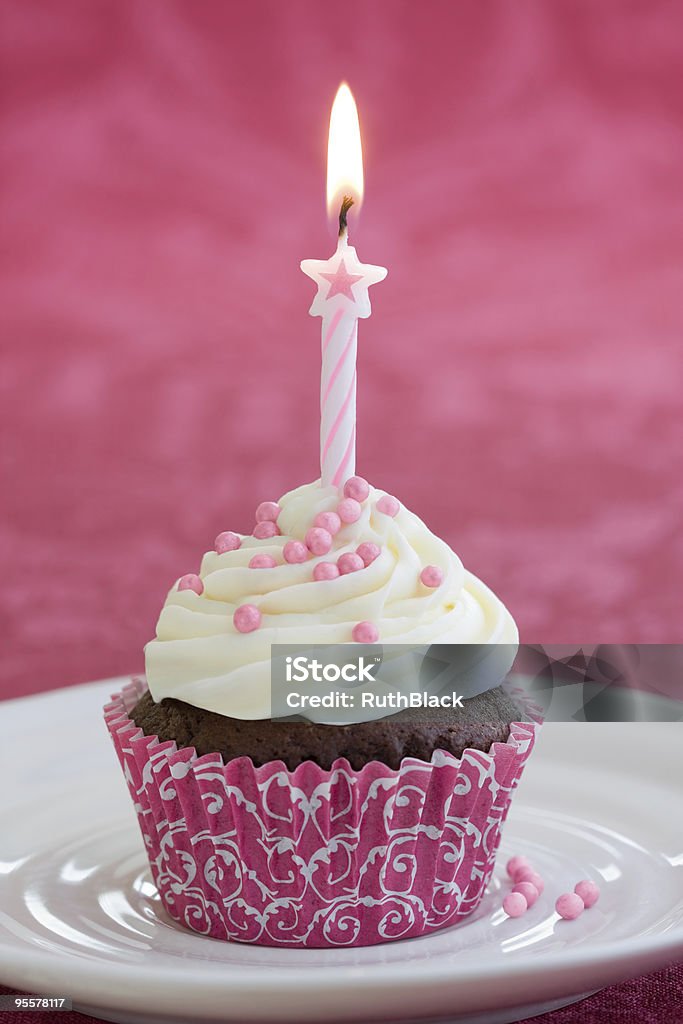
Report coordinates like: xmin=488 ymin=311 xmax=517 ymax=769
xmin=338 ymin=195 xmax=354 ymax=237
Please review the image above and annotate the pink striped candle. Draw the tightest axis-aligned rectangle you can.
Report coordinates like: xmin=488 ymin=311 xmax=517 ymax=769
xmin=301 ymin=232 xmax=386 ymax=487
xmin=301 ymin=84 xmax=387 ymax=489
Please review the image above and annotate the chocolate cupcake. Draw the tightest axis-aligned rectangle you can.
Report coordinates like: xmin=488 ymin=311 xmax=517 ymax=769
xmin=104 ymin=478 xmax=537 ymax=948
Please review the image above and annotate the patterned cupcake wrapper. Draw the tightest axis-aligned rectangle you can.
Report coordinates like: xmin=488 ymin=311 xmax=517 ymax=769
xmin=104 ymin=678 xmax=538 ymax=948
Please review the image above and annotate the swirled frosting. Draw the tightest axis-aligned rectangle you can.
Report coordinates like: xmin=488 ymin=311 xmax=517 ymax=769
xmin=145 ymin=481 xmax=517 ymax=719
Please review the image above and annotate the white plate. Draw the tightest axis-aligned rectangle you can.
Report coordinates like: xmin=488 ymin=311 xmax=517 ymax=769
xmin=1 ymin=679 xmax=682 ymax=1024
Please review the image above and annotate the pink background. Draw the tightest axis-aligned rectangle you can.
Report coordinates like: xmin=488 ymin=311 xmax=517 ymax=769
xmin=2 ymin=0 xmax=682 ymax=700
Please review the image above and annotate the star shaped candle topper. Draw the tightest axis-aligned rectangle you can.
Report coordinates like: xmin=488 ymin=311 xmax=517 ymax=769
xmin=301 ymin=243 xmax=387 ymax=319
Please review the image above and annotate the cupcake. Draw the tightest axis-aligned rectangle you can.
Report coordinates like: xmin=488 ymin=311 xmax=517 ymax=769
xmin=104 ymin=478 xmax=537 ymax=948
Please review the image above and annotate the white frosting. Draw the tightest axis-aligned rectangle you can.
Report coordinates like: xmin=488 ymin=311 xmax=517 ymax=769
xmin=145 ymin=481 xmax=518 ymax=720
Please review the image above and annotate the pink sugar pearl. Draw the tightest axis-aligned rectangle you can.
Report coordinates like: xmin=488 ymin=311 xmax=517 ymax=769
xmin=377 ymin=494 xmax=400 ymax=517
xmin=337 ymin=497 xmax=362 ymax=524
xmin=215 ymin=531 xmax=241 ymax=554
xmin=338 ymin=552 xmax=365 ymax=574
xmin=314 ymin=511 xmax=341 ymax=535
xmin=305 ymin=527 xmax=333 ymax=556
xmin=555 ymin=892 xmax=584 ymax=920
xmin=249 ymin=553 xmax=277 ymax=569
xmin=352 ymin=621 xmax=379 ymax=643
xmin=356 ymin=542 xmax=380 ymax=566
xmin=343 ymin=476 xmax=370 ymax=502
xmin=512 ymin=882 xmax=539 ymax=908
xmin=574 ymin=880 xmax=600 ymax=908
xmin=420 ymin=565 xmax=444 ymax=588
xmin=515 ymin=868 xmax=545 ymax=893
xmin=283 ymin=540 xmax=308 ymax=564
xmin=233 ymin=604 xmax=261 ymax=633
xmin=506 ymin=856 xmax=531 ymax=879
xmin=313 ymin=561 xmax=340 ymax=581
xmin=502 ymin=892 xmax=528 ymax=918
xmin=178 ymin=573 xmax=203 ymax=595
xmin=253 ymin=521 xmax=280 ymax=540
xmin=255 ymin=501 xmax=281 ymax=523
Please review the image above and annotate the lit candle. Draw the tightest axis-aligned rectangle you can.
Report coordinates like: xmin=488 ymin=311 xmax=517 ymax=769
xmin=301 ymin=83 xmax=387 ymax=489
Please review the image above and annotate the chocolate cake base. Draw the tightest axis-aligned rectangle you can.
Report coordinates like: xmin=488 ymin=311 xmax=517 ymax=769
xmin=130 ymin=685 xmax=522 ymax=771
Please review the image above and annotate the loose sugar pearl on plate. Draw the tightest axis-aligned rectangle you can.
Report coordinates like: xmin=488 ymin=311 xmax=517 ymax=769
xmin=515 ymin=868 xmax=545 ymax=893
xmin=215 ymin=531 xmax=241 ymax=553
xmin=343 ymin=476 xmax=370 ymax=502
xmin=338 ymin=552 xmax=365 ymax=574
xmin=283 ymin=540 xmax=308 ymax=564
xmin=555 ymin=892 xmax=584 ymax=920
xmin=178 ymin=574 xmax=203 ymax=595
xmin=313 ymin=561 xmax=340 ymax=581
xmin=253 ymin=521 xmax=280 ymax=540
xmin=506 ymin=856 xmax=531 ymax=879
xmin=337 ymin=498 xmax=362 ymax=524
xmin=420 ymin=565 xmax=443 ymax=588
xmin=502 ymin=892 xmax=527 ymax=918
xmin=249 ymin=554 xmax=277 ymax=569
xmin=376 ymin=494 xmax=400 ymax=517
xmin=356 ymin=542 xmax=380 ymax=566
xmin=574 ymin=880 xmax=600 ymax=908
xmin=352 ymin=621 xmax=379 ymax=643
xmin=305 ymin=527 xmax=333 ymax=555
xmin=255 ymin=501 xmax=281 ymax=523
xmin=233 ymin=604 xmax=261 ymax=633
xmin=314 ymin=511 xmax=341 ymax=535
xmin=512 ymin=882 xmax=539 ymax=908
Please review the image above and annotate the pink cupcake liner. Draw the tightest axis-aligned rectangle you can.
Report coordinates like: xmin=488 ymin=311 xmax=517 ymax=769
xmin=104 ymin=678 xmax=538 ymax=948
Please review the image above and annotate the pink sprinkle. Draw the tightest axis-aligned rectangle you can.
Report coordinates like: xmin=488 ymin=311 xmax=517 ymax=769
xmin=178 ymin=573 xmax=203 ymax=595
xmin=305 ymin=527 xmax=333 ymax=556
xmin=352 ymin=621 xmax=379 ymax=643
xmin=420 ymin=565 xmax=444 ymax=588
xmin=255 ymin=501 xmax=281 ymax=523
xmin=343 ymin=476 xmax=370 ymax=502
xmin=515 ymin=869 xmax=545 ymax=893
xmin=233 ymin=604 xmax=261 ymax=633
xmin=338 ymin=552 xmax=365 ymax=574
xmin=249 ymin=554 xmax=277 ymax=569
xmin=555 ymin=892 xmax=584 ymax=920
xmin=357 ymin=542 xmax=381 ymax=566
xmin=506 ymin=856 xmax=531 ymax=879
xmin=283 ymin=540 xmax=308 ymax=564
xmin=377 ymin=494 xmax=400 ymax=517
xmin=337 ymin=498 xmax=362 ymax=524
xmin=502 ymin=892 xmax=527 ymax=918
xmin=574 ymin=880 xmax=600 ymax=908
xmin=512 ymin=882 xmax=539 ymax=908
xmin=253 ymin=521 xmax=280 ymax=540
xmin=313 ymin=561 xmax=340 ymax=581
xmin=314 ymin=511 xmax=342 ymax=535
xmin=215 ymin=531 xmax=241 ymax=554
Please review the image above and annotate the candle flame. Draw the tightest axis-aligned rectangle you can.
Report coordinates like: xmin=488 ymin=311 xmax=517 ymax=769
xmin=326 ymin=83 xmax=364 ymax=225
